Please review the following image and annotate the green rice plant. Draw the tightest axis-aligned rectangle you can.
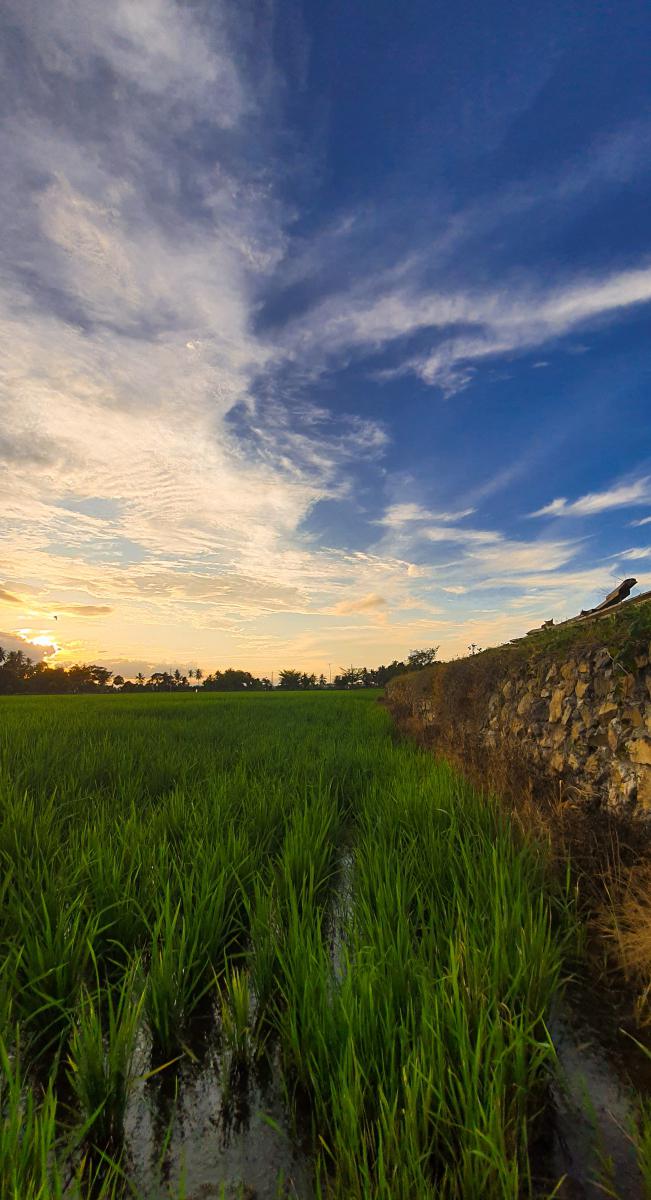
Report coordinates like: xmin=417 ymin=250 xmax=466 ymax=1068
xmin=273 ymin=896 xmax=348 ymax=1114
xmin=65 ymin=1154 xmax=126 ymax=1200
xmin=12 ymin=888 xmax=101 ymax=1054
xmin=220 ymin=967 xmax=252 ymax=1065
xmin=247 ymin=883 xmax=284 ymax=1034
xmin=271 ymin=737 xmax=568 ymax=1198
xmin=77 ymin=813 xmax=150 ymax=963
xmin=0 ymin=689 xmax=576 ymax=1196
xmin=274 ymin=786 xmax=341 ymax=920
xmin=66 ymin=957 xmax=145 ymax=1146
xmin=0 ymin=788 xmax=62 ymax=881
xmin=145 ymin=846 xmax=249 ymax=1055
xmin=175 ymin=827 xmax=253 ymax=971
xmin=237 ymin=779 xmax=291 ymax=868
xmin=0 ymin=956 xmax=15 ymax=1045
xmin=145 ymin=890 xmax=199 ymax=1055
xmin=0 ymin=1032 xmax=64 ymax=1199
xmin=631 ymin=1096 xmax=651 ymax=1197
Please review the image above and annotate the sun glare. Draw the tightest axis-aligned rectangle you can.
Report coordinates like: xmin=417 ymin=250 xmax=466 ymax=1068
xmin=16 ymin=630 xmax=60 ymax=655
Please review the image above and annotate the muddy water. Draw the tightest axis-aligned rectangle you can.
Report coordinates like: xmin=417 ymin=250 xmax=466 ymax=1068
xmin=538 ymin=986 xmax=649 ymax=1200
xmin=125 ymin=1057 xmax=314 ymax=1199
xmin=124 ymin=1025 xmax=314 ymax=1199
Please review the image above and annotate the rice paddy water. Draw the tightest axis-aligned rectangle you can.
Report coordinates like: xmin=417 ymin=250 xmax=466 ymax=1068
xmin=0 ymin=690 xmax=586 ymax=1197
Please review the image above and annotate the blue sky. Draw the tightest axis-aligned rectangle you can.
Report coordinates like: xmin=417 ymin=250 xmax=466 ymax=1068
xmin=1 ymin=0 xmax=650 ymax=675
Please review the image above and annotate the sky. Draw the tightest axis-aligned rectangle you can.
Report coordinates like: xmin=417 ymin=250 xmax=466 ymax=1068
xmin=1 ymin=0 xmax=651 ymax=678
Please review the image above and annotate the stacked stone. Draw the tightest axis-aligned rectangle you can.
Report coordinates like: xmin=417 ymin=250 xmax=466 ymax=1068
xmin=486 ymin=647 xmax=651 ymax=811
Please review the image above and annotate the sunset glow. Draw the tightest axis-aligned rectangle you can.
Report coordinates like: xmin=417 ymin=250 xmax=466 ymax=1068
xmin=1 ymin=2 xmax=650 ymax=678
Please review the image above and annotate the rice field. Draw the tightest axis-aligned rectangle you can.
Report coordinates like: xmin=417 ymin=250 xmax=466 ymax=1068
xmin=0 ymin=690 xmax=573 ymax=1199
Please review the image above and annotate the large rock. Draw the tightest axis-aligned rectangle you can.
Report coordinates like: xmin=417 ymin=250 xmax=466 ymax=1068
xmin=627 ymin=736 xmax=651 ymax=766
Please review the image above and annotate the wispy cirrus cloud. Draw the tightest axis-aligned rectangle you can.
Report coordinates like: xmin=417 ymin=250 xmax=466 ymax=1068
xmin=332 ymin=593 xmax=387 ymax=615
xmin=611 ymin=547 xmax=651 ymax=561
xmin=0 ymin=0 xmax=391 ymax=663
xmin=530 ymin=477 xmax=651 ymax=518
xmin=55 ymin=605 xmax=114 ymax=617
xmin=281 ymin=261 xmax=651 ymax=397
xmin=378 ymin=504 xmax=476 ymax=527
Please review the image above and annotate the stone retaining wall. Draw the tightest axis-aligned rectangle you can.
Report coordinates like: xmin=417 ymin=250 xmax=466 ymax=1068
xmin=388 ymin=643 xmax=651 ymax=813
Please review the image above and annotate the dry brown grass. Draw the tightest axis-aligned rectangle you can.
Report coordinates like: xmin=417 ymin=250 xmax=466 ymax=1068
xmin=595 ymin=865 xmax=651 ymax=1023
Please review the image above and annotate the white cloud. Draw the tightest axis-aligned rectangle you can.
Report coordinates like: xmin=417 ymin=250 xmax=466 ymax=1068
xmin=332 ymin=593 xmax=388 ymax=615
xmin=281 ymin=253 xmax=651 ymax=395
xmin=612 ymin=547 xmax=651 ymax=561
xmin=0 ymin=587 xmax=21 ymax=605
xmin=424 ymin=526 xmax=501 ymax=545
xmin=0 ymin=0 xmax=392 ymax=657
xmin=378 ymin=503 xmax=475 ymax=527
xmin=530 ymin=477 xmax=651 ymax=518
xmin=7 ymin=0 xmax=245 ymax=118
xmin=0 ymin=630 xmax=56 ymax=662
xmin=631 ymin=515 xmax=651 ymax=527
xmin=466 ymin=538 xmax=578 ymax=575
xmin=404 ymin=263 xmax=651 ymax=391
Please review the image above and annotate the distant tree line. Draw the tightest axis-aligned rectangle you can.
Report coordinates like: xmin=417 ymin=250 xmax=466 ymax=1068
xmin=0 ymin=646 xmax=438 ymax=695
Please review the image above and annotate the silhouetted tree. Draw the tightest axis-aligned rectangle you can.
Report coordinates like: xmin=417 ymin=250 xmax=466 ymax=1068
xmin=203 ymin=669 xmax=262 ymax=691
xmin=334 ymin=666 xmax=366 ymax=689
xmin=149 ymin=671 xmax=175 ymax=691
xmin=0 ymin=649 xmax=441 ymax=695
xmin=407 ymin=647 xmax=439 ymax=670
xmin=278 ymin=669 xmax=302 ymax=690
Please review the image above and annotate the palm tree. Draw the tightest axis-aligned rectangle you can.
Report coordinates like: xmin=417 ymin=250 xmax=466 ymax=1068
xmin=195 ymin=668 xmax=203 ymax=683
xmin=188 ymin=668 xmax=194 ymax=679
xmin=136 ymin=672 xmax=145 ymax=687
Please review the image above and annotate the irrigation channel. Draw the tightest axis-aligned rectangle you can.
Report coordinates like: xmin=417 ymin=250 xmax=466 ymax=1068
xmin=0 ymin=691 xmax=650 ymax=1198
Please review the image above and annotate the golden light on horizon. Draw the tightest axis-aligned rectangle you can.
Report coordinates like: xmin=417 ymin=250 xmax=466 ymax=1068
xmin=16 ymin=629 xmax=60 ymax=656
